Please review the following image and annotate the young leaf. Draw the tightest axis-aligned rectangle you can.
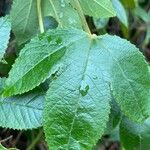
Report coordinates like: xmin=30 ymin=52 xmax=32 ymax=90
xmin=112 ymin=0 xmax=128 ymax=27
xmin=78 ymin=0 xmax=116 ymax=18
xmin=120 ymin=117 xmax=150 ymax=150
xmin=42 ymin=0 xmax=81 ymax=28
xmin=0 ymin=16 xmax=11 ymax=59
xmin=10 ymin=0 xmax=38 ymax=44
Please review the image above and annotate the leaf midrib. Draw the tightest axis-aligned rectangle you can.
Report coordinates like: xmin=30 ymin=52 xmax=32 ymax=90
xmin=22 ymin=0 xmax=33 ymax=35
xmin=67 ymin=38 xmax=92 ymax=147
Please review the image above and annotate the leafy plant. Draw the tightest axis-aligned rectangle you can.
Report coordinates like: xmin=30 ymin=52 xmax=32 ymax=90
xmin=0 ymin=0 xmax=150 ymax=149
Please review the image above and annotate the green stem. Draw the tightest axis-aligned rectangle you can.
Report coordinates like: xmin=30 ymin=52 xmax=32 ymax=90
xmin=72 ymin=0 xmax=91 ymax=34
xmin=48 ymin=0 xmax=63 ymax=27
xmin=27 ymin=131 xmax=43 ymax=150
xmin=37 ymin=0 xmax=44 ymax=33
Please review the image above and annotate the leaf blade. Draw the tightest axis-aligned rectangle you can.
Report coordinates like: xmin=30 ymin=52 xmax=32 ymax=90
xmin=98 ymin=35 xmax=150 ymax=122
xmin=10 ymin=0 xmax=38 ymax=44
xmin=43 ymin=30 xmax=111 ymax=150
xmin=3 ymin=29 xmax=86 ymax=96
xmin=112 ymin=0 xmax=128 ymax=27
xmin=0 ymin=16 xmax=11 ymax=59
xmin=79 ymin=0 xmax=116 ymax=18
xmin=0 ymin=90 xmax=44 ymax=130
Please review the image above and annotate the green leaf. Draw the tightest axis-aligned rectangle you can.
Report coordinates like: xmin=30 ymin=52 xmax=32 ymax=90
xmin=112 ymin=0 xmax=128 ymax=27
xmin=3 ymin=30 xmax=86 ymax=96
xmin=0 ymin=78 xmax=44 ymax=129
xmin=42 ymin=0 xmax=81 ymax=28
xmin=44 ymin=30 xmax=111 ymax=150
xmin=10 ymin=0 xmax=38 ymax=45
xmin=43 ymin=29 xmax=149 ymax=149
xmin=107 ymin=35 xmax=150 ymax=122
xmin=120 ymin=117 xmax=150 ymax=150
xmin=78 ymin=0 xmax=116 ymax=18
xmin=0 ymin=16 xmax=11 ymax=59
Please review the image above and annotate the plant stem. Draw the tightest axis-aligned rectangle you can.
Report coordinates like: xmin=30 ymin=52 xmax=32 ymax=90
xmin=27 ymin=130 xmax=43 ymax=150
xmin=48 ymin=0 xmax=63 ymax=27
xmin=72 ymin=0 xmax=91 ymax=34
xmin=0 ymin=135 xmax=13 ymax=143
xmin=37 ymin=0 xmax=44 ymax=33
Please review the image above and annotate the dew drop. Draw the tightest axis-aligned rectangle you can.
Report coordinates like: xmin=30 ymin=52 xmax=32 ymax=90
xmin=79 ymin=81 xmax=89 ymax=96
